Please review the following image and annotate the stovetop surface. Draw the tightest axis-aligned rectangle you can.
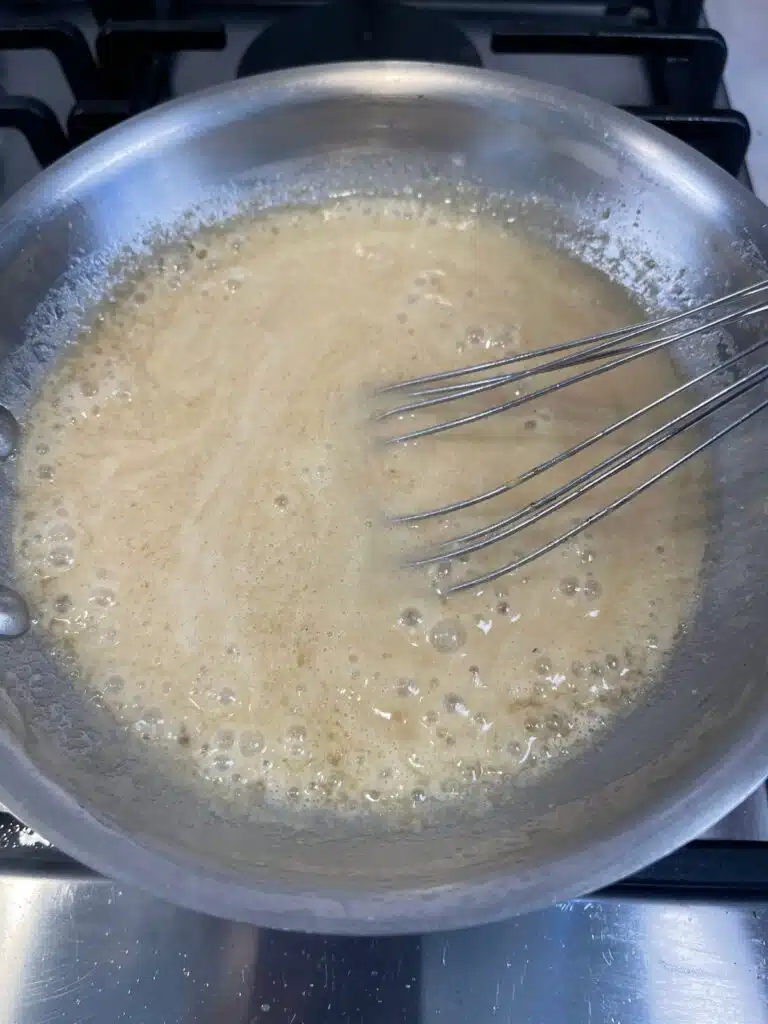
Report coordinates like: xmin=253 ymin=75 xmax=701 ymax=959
xmin=1 ymin=3 xmax=767 ymax=1022
xmin=0 ymin=0 xmax=755 ymax=193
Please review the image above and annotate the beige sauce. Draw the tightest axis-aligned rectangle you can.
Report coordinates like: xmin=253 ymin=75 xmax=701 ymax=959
xmin=13 ymin=199 xmax=707 ymax=814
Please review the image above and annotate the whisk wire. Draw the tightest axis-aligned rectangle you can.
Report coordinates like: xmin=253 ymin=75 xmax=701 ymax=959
xmin=443 ymin=389 xmax=768 ymax=595
xmin=391 ymin=324 xmax=768 ymax=527
xmin=379 ymin=279 xmax=768 ymax=594
xmin=381 ymin=294 xmax=768 ymax=444
xmin=407 ymin=359 xmax=768 ymax=570
xmin=379 ymin=278 xmax=768 ymax=396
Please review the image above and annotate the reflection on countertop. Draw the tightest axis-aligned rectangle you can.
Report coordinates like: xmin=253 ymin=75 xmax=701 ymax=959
xmin=0 ymin=772 xmax=767 ymax=1023
xmin=0 ymin=875 xmax=767 ymax=1024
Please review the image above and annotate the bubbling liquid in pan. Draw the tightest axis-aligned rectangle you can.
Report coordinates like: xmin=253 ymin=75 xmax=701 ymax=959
xmin=14 ymin=199 xmax=707 ymax=815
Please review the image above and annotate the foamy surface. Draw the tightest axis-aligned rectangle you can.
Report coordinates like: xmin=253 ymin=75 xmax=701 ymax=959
xmin=13 ymin=199 xmax=707 ymax=816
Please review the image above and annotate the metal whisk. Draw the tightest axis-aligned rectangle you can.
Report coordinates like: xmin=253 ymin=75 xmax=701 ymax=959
xmin=376 ymin=279 xmax=768 ymax=595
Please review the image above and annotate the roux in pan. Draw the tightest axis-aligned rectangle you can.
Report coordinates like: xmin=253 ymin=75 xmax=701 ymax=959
xmin=14 ymin=199 xmax=706 ymax=814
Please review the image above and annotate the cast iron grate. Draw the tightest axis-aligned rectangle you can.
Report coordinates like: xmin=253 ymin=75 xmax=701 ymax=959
xmin=0 ymin=0 xmax=751 ymax=176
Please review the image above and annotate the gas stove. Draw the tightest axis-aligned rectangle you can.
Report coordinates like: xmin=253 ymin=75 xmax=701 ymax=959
xmin=1 ymin=4 xmax=767 ymax=1023
xmin=0 ymin=0 xmax=758 ymax=192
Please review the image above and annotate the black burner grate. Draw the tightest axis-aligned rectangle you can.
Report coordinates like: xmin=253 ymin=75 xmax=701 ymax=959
xmin=0 ymin=0 xmax=752 ymax=177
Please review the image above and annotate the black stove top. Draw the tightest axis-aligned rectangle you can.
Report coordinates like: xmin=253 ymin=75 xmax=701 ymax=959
xmin=0 ymin=0 xmax=752 ymax=182
xmin=0 ymin=0 xmax=763 ymax=901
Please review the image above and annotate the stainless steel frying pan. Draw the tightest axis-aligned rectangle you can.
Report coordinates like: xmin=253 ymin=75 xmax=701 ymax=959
xmin=0 ymin=62 xmax=766 ymax=934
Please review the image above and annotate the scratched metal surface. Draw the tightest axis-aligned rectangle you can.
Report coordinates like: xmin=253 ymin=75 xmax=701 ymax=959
xmin=0 ymin=792 xmax=768 ymax=1023
xmin=0 ymin=875 xmax=767 ymax=1024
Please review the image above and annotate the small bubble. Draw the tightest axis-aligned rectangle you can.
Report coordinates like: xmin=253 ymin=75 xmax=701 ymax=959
xmin=422 ymin=710 xmax=438 ymax=726
xmin=216 ymin=729 xmax=235 ymax=749
xmin=397 ymin=678 xmax=419 ymax=697
xmin=285 ymin=724 xmax=306 ymax=756
xmin=549 ymin=714 xmax=574 ymax=736
xmin=218 ymin=687 xmax=237 ymax=705
xmin=90 ymin=587 xmax=116 ymax=608
xmin=440 ymin=778 xmax=460 ymax=797
xmin=37 ymin=465 xmax=55 ymax=481
xmin=430 ymin=560 xmax=452 ymax=583
xmin=212 ymin=756 xmax=234 ymax=772
xmin=444 ymin=693 xmax=469 ymax=715
xmin=428 ymin=618 xmax=466 ymax=653
xmin=54 ymin=594 xmax=73 ymax=615
xmin=247 ymin=779 xmax=267 ymax=804
xmin=48 ymin=522 xmax=75 ymax=543
xmin=496 ymin=601 xmax=511 ymax=615
xmin=535 ymin=656 xmax=552 ymax=676
xmin=364 ymin=789 xmax=381 ymax=803
xmin=411 ymin=788 xmax=426 ymax=805
xmin=399 ymin=607 xmax=423 ymax=629
xmin=469 ymin=665 xmax=481 ymax=687
xmin=436 ymin=727 xmax=456 ymax=746
xmin=579 ymin=548 xmax=596 ymax=564
xmin=274 ymin=493 xmax=289 ymax=509
xmin=571 ymin=661 xmax=584 ymax=677
xmin=524 ymin=419 xmax=537 ymax=431
xmin=473 ymin=712 xmax=491 ymax=731
xmin=35 ymin=442 xmax=49 ymax=456
xmin=105 ymin=674 xmax=124 ymax=694
xmin=466 ymin=327 xmax=486 ymax=346
xmin=582 ymin=578 xmax=602 ymax=600
xmin=48 ymin=546 xmax=74 ymax=569
xmin=560 ymin=576 xmax=579 ymax=596
xmin=606 ymin=654 xmax=620 ymax=670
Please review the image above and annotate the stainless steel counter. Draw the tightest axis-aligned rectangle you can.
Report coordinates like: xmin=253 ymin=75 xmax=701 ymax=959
xmin=2 ymin=787 xmax=767 ymax=1024
xmin=1 ymin=875 xmax=767 ymax=1024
